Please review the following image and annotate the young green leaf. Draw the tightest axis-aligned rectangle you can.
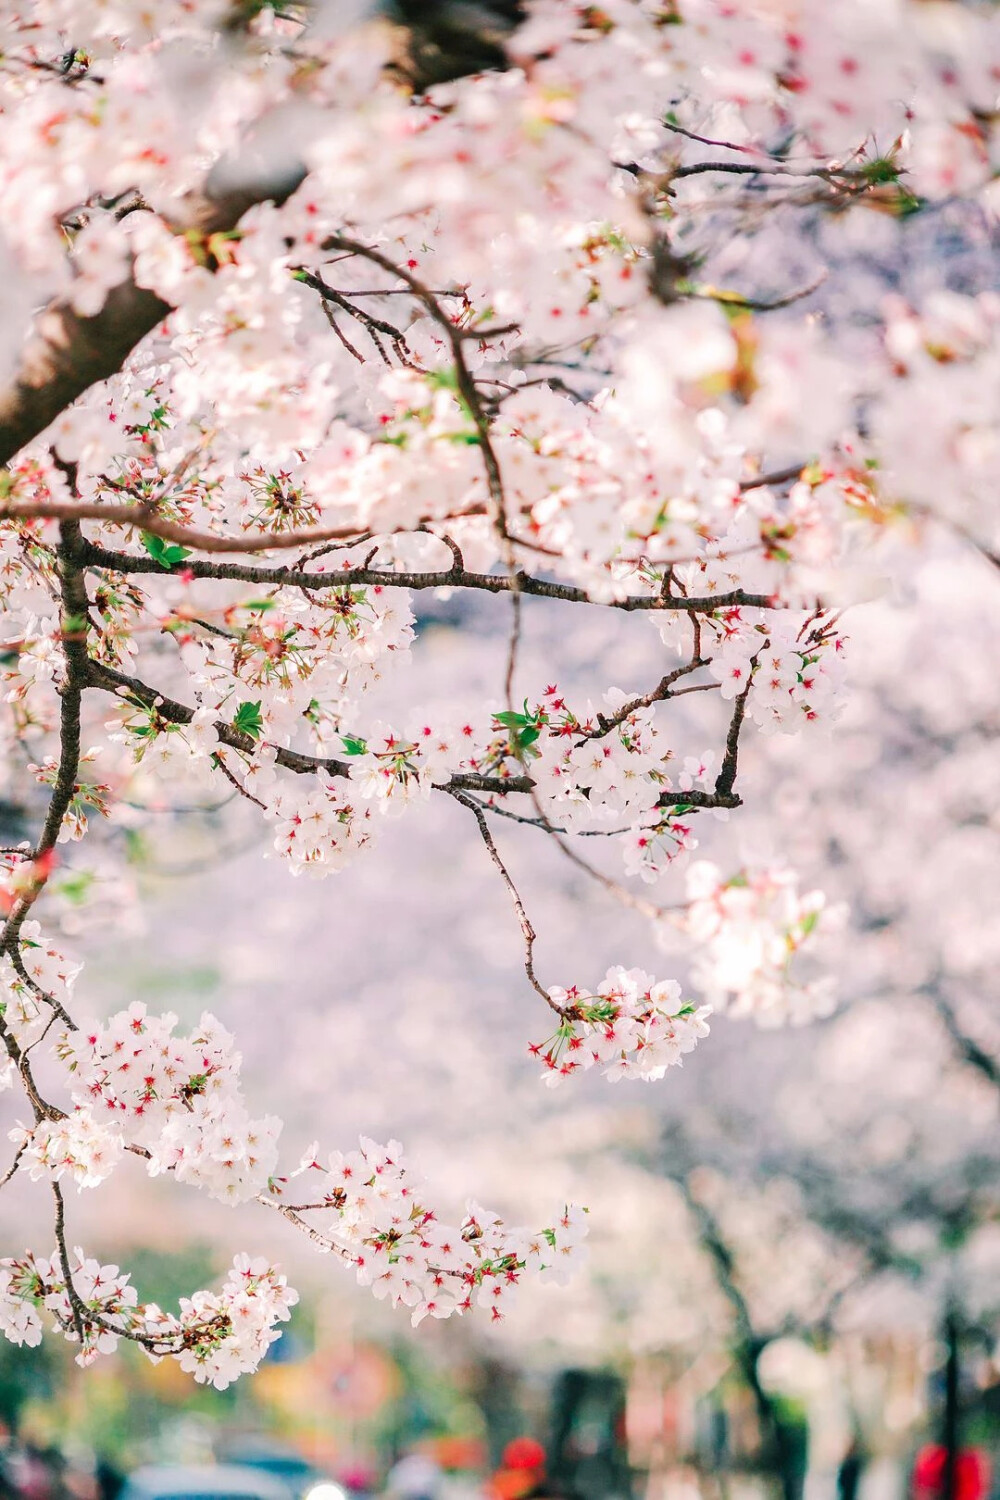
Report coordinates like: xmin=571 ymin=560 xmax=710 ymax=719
xmin=232 ymin=701 xmax=264 ymax=741
xmin=141 ymin=532 xmax=192 ymax=570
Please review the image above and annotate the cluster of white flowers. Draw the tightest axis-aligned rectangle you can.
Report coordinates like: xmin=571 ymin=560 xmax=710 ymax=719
xmin=347 ymin=722 xmax=437 ymax=815
xmin=168 ymin=1255 xmax=299 ymax=1390
xmin=15 ymin=1109 xmax=124 ymax=1189
xmin=874 ymin=291 xmax=1000 ymax=556
xmin=43 ymin=1003 xmax=282 ymax=1203
xmin=281 ymin=1136 xmax=587 ymax=1327
xmin=708 ymin=611 xmax=848 ymax=732
xmin=0 ymin=1247 xmax=296 ymax=1387
xmin=2 ymin=614 xmax=63 ymax=697
xmin=171 ymin=584 xmax=416 ymax=743
xmin=528 ymin=690 xmax=665 ymax=830
xmin=232 ymin=750 xmax=378 ymax=877
xmin=680 ymin=861 xmax=846 ymax=1027
xmin=2 ymin=977 xmax=589 ymax=1347
xmin=532 ymin=967 xmax=711 ymax=1088
xmin=0 ymin=921 xmax=82 ymax=1049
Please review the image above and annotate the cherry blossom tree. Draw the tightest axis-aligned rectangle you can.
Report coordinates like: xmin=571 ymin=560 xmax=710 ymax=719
xmin=0 ymin=0 xmax=998 ymax=1387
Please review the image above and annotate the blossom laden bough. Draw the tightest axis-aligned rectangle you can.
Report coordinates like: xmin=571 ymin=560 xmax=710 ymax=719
xmin=0 ymin=0 xmax=992 ymax=1377
xmin=275 ymin=1136 xmax=588 ymax=1327
xmin=533 ymin=967 xmax=711 ymax=1087
xmin=0 ymin=1247 xmax=298 ymax=1389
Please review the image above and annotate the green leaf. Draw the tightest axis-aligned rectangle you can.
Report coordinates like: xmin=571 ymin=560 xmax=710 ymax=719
xmin=141 ymin=532 xmax=192 ymax=570
xmin=341 ymin=734 xmax=367 ymax=756
xmin=55 ymin=871 xmax=95 ymax=905
xmin=859 ymin=155 xmax=904 ymax=187
xmin=232 ymin=700 xmax=263 ymax=740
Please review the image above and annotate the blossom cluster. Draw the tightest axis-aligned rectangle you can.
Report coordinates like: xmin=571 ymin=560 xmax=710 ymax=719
xmin=280 ymin=1136 xmax=588 ymax=1326
xmin=874 ymin=291 xmax=1000 ymax=557
xmin=532 ymin=967 xmax=712 ymax=1088
xmin=708 ymin=611 xmax=848 ymax=732
xmin=0 ymin=920 xmax=82 ymax=1050
xmin=0 ymin=1248 xmax=297 ymax=1388
xmin=679 ymin=861 xmax=846 ymax=1027
xmin=11 ymin=1003 xmax=281 ymax=1203
xmin=2 ymin=1 xmax=995 ymax=338
xmin=4 ymin=981 xmax=589 ymax=1343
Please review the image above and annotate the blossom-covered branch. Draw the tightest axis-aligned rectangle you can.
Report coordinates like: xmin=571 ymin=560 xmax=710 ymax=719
xmin=0 ymin=0 xmax=994 ymax=1379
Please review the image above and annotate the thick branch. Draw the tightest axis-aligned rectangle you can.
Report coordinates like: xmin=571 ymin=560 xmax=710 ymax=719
xmin=1 ymin=522 xmax=89 ymax=948
xmin=0 ymin=166 xmax=308 ymax=469
xmin=714 ymin=678 xmax=753 ymax=799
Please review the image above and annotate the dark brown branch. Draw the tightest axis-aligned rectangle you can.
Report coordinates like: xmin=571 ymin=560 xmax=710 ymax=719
xmin=0 ymin=1138 xmax=27 ymax=1190
xmin=212 ymin=751 xmax=267 ymax=810
xmin=924 ymin=985 xmax=1000 ymax=1091
xmin=0 ymin=1016 xmax=60 ymax=1124
xmin=670 ymin=160 xmax=809 ymax=180
xmin=86 ymin=658 xmax=532 ymax=796
xmin=68 ymin=533 xmax=776 ymax=614
xmin=715 ymin=678 xmax=754 ymax=799
xmin=689 ymin=275 xmax=826 ymax=313
xmin=1 ymin=521 xmax=89 ymax=949
xmin=52 ymin=1180 xmax=87 ymax=1347
xmin=0 ymin=166 xmax=308 ymax=468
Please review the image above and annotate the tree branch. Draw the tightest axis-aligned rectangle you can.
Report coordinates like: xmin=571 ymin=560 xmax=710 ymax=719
xmin=447 ymin=788 xmax=562 ymax=1011
xmin=1 ymin=522 xmax=89 ymax=949
xmin=0 ymin=165 xmax=309 ymax=468
xmin=86 ymin=658 xmax=533 ymax=797
xmin=65 ymin=533 xmax=775 ymax=614
xmin=714 ymin=678 xmax=754 ymax=799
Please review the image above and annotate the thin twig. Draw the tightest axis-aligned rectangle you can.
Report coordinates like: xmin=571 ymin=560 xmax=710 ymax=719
xmin=447 ymin=788 xmax=564 ymax=1013
xmin=575 ymin=657 xmax=709 ymax=742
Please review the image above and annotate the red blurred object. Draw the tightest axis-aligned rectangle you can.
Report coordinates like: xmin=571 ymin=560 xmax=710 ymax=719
xmin=501 ymin=1439 xmax=546 ymax=1473
xmin=488 ymin=1437 xmax=547 ymax=1500
xmin=912 ymin=1446 xmax=991 ymax=1500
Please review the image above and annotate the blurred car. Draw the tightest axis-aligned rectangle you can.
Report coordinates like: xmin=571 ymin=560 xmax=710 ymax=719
xmin=120 ymin=1465 xmax=296 ymax=1500
xmin=213 ymin=1440 xmax=341 ymax=1500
